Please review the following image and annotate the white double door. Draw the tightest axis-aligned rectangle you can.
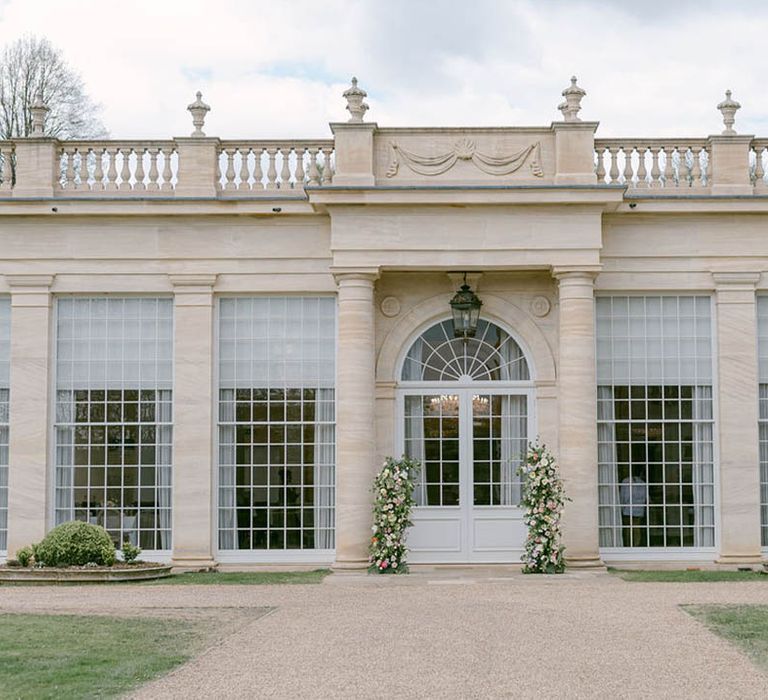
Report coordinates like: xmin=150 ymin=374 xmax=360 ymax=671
xmin=399 ymin=387 xmax=533 ymax=563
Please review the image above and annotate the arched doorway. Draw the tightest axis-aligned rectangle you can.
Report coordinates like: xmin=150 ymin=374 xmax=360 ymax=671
xmin=397 ymin=318 xmax=535 ymax=563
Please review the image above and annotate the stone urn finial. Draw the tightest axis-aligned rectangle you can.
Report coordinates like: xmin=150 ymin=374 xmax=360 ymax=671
xmin=343 ymin=76 xmax=369 ymax=123
xmin=30 ymin=90 xmax=49 ymax=136
xmin=558 ymin=75 xmax=586 ymax=122
xmin=187 ymin=91 xmax=211 ymax=137
xmin=717 ymin=89 xmax=740 ymax=135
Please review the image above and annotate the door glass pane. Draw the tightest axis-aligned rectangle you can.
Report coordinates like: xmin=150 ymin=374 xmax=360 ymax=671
xmin=473 ymin=394 xmax=527 ymax=506
xmin=405 ymin=394 xmax=460 ymax=506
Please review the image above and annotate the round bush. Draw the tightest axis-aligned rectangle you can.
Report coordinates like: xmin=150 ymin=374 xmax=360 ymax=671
xmin=33 ymin=521 xmax=116 ymax=567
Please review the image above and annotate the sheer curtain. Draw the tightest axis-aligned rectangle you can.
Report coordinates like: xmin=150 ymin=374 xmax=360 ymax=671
xmin=314 ymin=388 xmax=335 ymax=548
xmin=500 ymin=395 xmax=526 ymax=506
xmin=403 ymin=337 xmax=426 ymax=505
xmin=156 ymin=389 xmax=173 ymax=550
xmin=217 ymin=389 xmax=236 ymax=550
xmin=597 ymin=386 xmax=621 ymax=546
xmin=692 ymin=385 xmax=715 ymax=547
xmin=54 ymin=391 xmax=75 ymax=524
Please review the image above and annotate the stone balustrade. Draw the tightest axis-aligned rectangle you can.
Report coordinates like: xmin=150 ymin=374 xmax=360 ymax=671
xmin=0 ymin=80 xmax=765 ymax=199
xmin=595 ymin=139 xmax=711 ymax=189
xmin=58 ymin=141 xmax=178 ymax=192
xmin=217 ymin=141 xmax=334 ymax=193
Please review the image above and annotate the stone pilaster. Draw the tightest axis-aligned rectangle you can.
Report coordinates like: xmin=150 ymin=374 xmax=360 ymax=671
xmin=332 ymin=270 xmax=378 ymax=569
xmin=6 ymin=275 xmax=54 ymax=555
xmin=713 ymin=272 xmax=762 ymax=564
xmin=553 ymin=268 xmax=602 ymax=567
xmin=169 ymin=274 xmax=217 ymax=569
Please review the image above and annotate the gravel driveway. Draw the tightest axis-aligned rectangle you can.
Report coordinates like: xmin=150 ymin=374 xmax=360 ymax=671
xmin=1 ymin=568 xmax=767 ymax=698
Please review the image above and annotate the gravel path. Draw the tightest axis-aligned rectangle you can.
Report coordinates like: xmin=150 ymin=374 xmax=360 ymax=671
xmin=2 ymin=569 xmax=768 ymax=698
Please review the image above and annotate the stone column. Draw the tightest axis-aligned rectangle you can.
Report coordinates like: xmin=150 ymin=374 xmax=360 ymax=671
xmin=169 ymin=275 xmax=217 ymax=569
xmin=713 ymin=272 xmax=762 ymax=564
xmin=333 ymin=271 xmax=378 ymax=569
xmin=553 ymin=268 xmax=602 ymax=567
xmin=6 ymin=275 xmax=54 ymax=555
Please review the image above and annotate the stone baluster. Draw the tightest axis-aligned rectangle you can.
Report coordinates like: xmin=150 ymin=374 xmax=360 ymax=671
xmin=754 ymin=147 xmax=766 ymax=188
xmin=552 ymin=267 xmax=602 ymax=568
xmin=704 ymin=146 xmax=713 ymax=186
xmin=63 ymin=148 xmax=75 ymax=189
xmin=235 ymin=148 xmax=247 ymax=190
xmin=308 ymin=148 xmax=320 ymax=185
xmin=333 ymin=270 xmax=379 ymax=569
xmin=105 ymin=147 xmax=118 ymax=190
xmin=294 ymin=147 xmax=306 ymax=187
xmin=636 ymin=146 xmax=648 ymax=188
xmin=608 ymin=147 xmax=620 ymax=184
xmin=594 ymin=149 xmax=605 ymax=183
xmin=276 ymin=147 xmax=288 ymax=188
xmin=78 ymin=148 xmax=90 ymax=189
xmin=224 ymin=149 xmax=236 ymax=190
xmin=92 ymin=147 xmax=105 ymax=190
xmin=661 ymin=146 xmax=673 ymax=187
xmin=118 ymin=148 xmax=131 ymax=190
xmin=691 ymin=147 xmax=702 ymax=187
xmin=147 ymin=148 xmax=160 ymax=191
xmin=161 ymin=148 xmax=172 ymax=190
xmin=677 ymin=147 xmax=689 ymax=187
xmin=622 ymin=147 xmax=633 ymax=186
xmin=322 ymin=149 xmax=333 ymax=185
xmin=649 ymin=146 xmax=661 ymax=188
xmin=266 ymin=148 xmax=278 ymax=189
xmin=134 ymin=147 xmax=146 ymax=190
xmin=252 ymin=148 xmax=264 ymax=189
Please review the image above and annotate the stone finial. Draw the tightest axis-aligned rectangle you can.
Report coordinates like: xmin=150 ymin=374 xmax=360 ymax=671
xmin=343 ymin=77 xmax=369 ymax=123
xmin=187 ymin=91 xmax=210 ymax=137
xmin=717 ymin=90 xmax=741 ymax=135
xmin=558 ymin=76 xmax=586 ymax=122
xmin=30 ymin=91 xmax=49 ymax=136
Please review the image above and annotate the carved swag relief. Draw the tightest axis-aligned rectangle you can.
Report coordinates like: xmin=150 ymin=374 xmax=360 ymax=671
xmin=386 ymin=138 xmax=543 ymax=178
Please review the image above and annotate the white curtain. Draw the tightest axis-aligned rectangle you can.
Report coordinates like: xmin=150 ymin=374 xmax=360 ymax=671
xmin=692 ymin=385 xmax=715 ymax=547
xmin=314 ymin=388 xmax=335 ymax=549
xmin=0 ymin=388 xmax=8 ymax=550
xmin=218 ymin=388 xmax=237 ymax=550
xmin=760 ymin=384 xmax=768 ymax=547
xmin=597 ymin=386 xmax=622 ymax=546
xmin=54 ymin=391 xmax=75 ymax=524
xmin=156 ymin=389 xmax=173 ymax=550
xmin=500 ymin=395 xmax=526 ymax=505
xmin=403 ymin=337 xmax=427 ymax=505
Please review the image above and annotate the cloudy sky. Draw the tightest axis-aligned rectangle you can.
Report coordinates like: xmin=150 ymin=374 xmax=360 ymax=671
xmin=1 ymin=0 xmax=766 ymax=139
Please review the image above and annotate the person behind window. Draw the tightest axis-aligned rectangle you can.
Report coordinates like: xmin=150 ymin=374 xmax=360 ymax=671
xmin=620 ymin=468 xmax=648 ymax=546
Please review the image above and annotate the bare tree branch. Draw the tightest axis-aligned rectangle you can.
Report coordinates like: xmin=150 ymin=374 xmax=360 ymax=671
xmin=0 ymin=35 xmax=108 ymax=140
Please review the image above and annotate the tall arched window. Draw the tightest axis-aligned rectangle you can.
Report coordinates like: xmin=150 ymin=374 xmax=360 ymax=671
xmin=401 ymin=319 xmax=530 ymax=382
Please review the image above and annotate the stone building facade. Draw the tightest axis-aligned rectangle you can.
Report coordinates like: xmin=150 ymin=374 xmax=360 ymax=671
xmin=0 ymin=79 xmax=766 ymax=569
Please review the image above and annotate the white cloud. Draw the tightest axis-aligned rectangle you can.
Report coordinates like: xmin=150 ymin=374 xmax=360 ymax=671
xmin=0 ymin=0 xmax=765 ymax=138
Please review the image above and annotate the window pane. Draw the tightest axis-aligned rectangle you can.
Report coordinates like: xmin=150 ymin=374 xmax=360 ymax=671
xmin=0 ymin=299 xmax=9 ymax=551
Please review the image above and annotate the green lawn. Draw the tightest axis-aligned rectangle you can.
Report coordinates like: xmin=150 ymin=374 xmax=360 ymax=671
xmin=0 ymin=613 xmax=204 ymax=699
xmin=610 ymin=568 xmax=767 ymax=583
xmin=144 ymin=568 xmax=331 ymax=585
xmin=685 ymin=605 xmax=768 ymax=673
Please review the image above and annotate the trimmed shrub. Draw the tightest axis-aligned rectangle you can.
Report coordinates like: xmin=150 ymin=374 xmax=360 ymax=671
xmin=121 ymin=541 xmax=141 ymax=563
xmin=15 ymin=546 xmax=34 ymax=567
xmin=33 ymin=521 xmax=116 ymax=567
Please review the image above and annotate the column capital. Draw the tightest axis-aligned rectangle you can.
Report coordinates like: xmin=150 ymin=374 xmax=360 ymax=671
xmin=5 ymin=275 xmax=54 ymax=308
xmin=331 ymin=267 xmax=380 ymax=285
xmin=5 ymin=274 xmax=54 ymax=289
xmin=168 ymin=274 xmax=218 ymax=289
xmin=551 ymin=266 xmax=600 ymax=282
xmin=712 ymin=271 xmax=761 ymax=288
xmin=169 ymin=274 xmax=217 ymax=307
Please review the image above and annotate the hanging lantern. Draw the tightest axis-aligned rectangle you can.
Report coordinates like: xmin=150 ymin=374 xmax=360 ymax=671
xmin=449 ymin=273 xmax=482 ymax=339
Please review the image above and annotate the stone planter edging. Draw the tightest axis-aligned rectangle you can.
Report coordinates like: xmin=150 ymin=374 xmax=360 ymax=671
xmin=0 ymin=564 xmax=172 ymax=583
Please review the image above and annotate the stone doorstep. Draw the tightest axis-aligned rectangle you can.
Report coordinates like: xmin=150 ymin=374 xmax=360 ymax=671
xmin=0 ymin=564 xmax=172 ymax=583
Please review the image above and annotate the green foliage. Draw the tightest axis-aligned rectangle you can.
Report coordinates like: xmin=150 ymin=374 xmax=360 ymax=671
xmin=614 ymin=568 xmax=767 ymax=582
xmin=368 ymin=456 xmax=420 ymax=574
xmin=15 ymin=546 xmax=34 ymax=567
xmin=32 ymin=521 xmax=116 ymax=567
xmin=517 ymin=442 xmax=568 ymax=574
xmin=121 ymin=541 xmax=141 ymax=564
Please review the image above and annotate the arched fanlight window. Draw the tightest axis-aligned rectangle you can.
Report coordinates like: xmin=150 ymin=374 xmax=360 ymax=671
xmin=401 ymin=319 xmax=530 ymax=382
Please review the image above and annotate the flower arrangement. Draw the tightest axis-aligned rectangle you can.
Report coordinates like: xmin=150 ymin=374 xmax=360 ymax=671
xmin=517 ymin=442 xmax=567 ymax=574
xmin=368 ymin=456 xmax=420 ymax=574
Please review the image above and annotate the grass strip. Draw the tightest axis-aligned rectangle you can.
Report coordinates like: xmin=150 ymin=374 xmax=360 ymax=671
xmin=144 ymin=568 xmax=331 ymax=585
xmin=0 ymin=613 xmax=203 ymax=699
xmin=684 ymin=605 xmax=768 ymax=674
xmin=610 ymin=568 xmax=766 ymax=583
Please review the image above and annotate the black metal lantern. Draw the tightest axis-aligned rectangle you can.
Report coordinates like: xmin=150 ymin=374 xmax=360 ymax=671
xmin=449 ymin=273 xmax=482 ymax=339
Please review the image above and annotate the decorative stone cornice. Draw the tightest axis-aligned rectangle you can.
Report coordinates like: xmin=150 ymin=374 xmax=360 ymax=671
xmin=712 ymin=271 xmax=761 ymax=287
xmin=168 ymin=274 xmax=218 ymax=288
xmin=5 ymin=274 xmax=54 ymax=288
